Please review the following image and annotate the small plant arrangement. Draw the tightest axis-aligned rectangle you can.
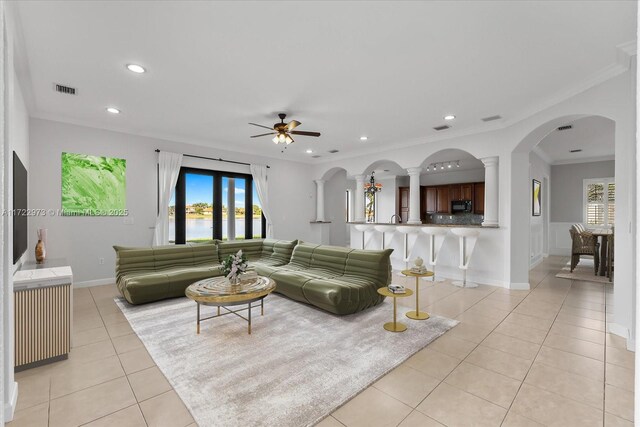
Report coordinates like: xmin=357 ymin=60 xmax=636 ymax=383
xmin=222 ymin=250 xmax=248 ymax=284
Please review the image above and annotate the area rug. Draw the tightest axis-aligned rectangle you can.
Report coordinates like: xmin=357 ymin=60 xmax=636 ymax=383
xmin=556 ymin=258 xmax=611 ymax=284
xmin=115 ymin=294 xmax=457 ymax=427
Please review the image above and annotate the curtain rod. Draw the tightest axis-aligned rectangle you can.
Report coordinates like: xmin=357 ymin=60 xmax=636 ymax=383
xmin=155 ymin=149 xmax=270 ymax=168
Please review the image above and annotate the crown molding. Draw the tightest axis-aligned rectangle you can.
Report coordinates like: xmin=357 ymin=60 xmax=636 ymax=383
xmin=30 ymin=112 xmax=314 ymax=166
xmin=317 ymin=40 xmax=636 ymax=165
xmin=550 ymin=155 xmax=615 ymax=166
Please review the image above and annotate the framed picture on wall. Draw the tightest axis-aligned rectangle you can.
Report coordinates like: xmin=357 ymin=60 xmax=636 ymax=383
xmin=532 ymin=179 xmax=541 ymax=216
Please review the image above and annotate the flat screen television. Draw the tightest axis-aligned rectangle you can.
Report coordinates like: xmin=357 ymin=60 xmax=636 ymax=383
xmin=13 ymin=152 xmax=28 ymax=264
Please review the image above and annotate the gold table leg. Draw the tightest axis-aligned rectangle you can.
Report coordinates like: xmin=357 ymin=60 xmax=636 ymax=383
xmin=384 ymin=296 xmax=407 ymax=332
xmin=406 ymin=276 xmax=430 ymax=320
xmin=196 ymin=303 xmax=201 ymax=334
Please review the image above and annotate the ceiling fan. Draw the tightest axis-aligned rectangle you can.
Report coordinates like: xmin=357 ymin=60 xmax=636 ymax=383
xmin=249 ymin=113 xmax=321 ymax=145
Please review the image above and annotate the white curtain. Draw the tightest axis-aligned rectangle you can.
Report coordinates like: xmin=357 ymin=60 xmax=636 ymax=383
xmin=153 ymin=151 xmax=182 ymax=245
xmin=250 ymin=164 xmax=273 ymax=238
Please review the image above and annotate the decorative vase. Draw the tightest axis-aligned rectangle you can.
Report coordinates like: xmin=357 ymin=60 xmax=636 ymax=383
xmin=35 ymin=240 xmax=46 ymax=264
xmin=414 ymin=257 xmax=424 ymax=268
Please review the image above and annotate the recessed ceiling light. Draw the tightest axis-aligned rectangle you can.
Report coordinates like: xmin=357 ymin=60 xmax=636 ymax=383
xmin=126 ymin=64 xmax=146 ymax=74
xmin=444 ymin=115 xmax=456 ymax=121
xmin=106 ymin=107 xmax=120 ymax=114
xmin=305 ymin=149 xmax=313 ymax=154
xmin=360 ymin=136 xmax=368 ymax=141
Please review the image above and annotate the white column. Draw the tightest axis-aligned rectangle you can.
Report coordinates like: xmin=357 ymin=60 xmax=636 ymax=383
xmin=314 ymin=179 xmax=326 ymax=222
xmin=227 ymin=178 xmax=235 ymax=240
xmin=481 ymin=156 xmax=499 ymax=227
xmin=407 ymin=167 xmax=422 ymax=224
xmin=354 ymin=175 xmax=366 ymax=222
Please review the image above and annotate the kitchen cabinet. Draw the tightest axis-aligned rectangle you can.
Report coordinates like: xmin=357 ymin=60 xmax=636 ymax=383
xmin=461 ymin=184 xmax=473 ymax=200
xmin=436 ymin=186 xmax=450 ymax=213
xmin=449 ymin=184 xmax=473 ymax=201
xmin=399 ymin=187 xmax=410 ymax=223
xmin=422 ymin=186 xmax=438 ymax=214
xmin=474 ymin=182 xmax=485 ymax=214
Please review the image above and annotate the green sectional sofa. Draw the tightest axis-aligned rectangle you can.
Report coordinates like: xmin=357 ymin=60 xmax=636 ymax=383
xmin=114 ymin=239 xmax=393 ymax=314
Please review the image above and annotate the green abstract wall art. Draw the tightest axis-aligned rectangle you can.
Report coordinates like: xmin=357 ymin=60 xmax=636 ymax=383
xmin=61 ymin=152 xmax=127 ymax=216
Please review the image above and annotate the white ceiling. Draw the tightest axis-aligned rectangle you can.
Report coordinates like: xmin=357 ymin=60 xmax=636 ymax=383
xmin=15 ymin=1 xmax=636 ymax=163
xmin=537 ymin=116 xmax=615 ymax=164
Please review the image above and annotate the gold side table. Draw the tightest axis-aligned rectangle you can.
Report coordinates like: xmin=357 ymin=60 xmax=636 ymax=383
xmin=377 ymin=287 xmax=414 ymax=332
xmin=401 ymin=269 xmax=434 ymax=320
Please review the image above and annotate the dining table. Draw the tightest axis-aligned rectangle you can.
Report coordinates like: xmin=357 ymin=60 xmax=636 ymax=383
xmin=589 ymin=227 xmax=613 ymax=277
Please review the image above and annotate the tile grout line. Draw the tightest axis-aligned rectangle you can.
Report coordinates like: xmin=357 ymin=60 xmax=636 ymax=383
xmin=501 ymin=268 xmax=610 ymax=424
xmin=498 ymin=264 xmax=560 ymax=426
xmin=409 ymin=280 xmax=537 ymax=425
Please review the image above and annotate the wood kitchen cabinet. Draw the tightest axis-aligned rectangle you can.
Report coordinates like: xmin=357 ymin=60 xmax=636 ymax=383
xmin=436 ymin=186 xmax=450 ymax=213
xmin=461 ymin=184 xmax=473 ymax=200
xmin=421 ymin=186 xmax=438 ymax=214
xmin=474 ymin=182 xmax=485 ymax=214
xmin=399 ymin=186 xmax=410 ymax=223
xmin=409 ymin=181 xmax=486 ymax=221
xmin=449 ymin=184 xmax=473 ymax=201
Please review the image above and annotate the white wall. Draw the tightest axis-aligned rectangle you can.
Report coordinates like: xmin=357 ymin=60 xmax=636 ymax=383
xmin=548 ymin=160 xmax=615 ymax=256
xmin=550 ymin=160 xmax=615 ymax=222
xmin=28 ymin=118 xmax=317 ymax=285
xmin=324 ymin=169 xmax=347 ymax=246
xmin=376 ymin=176 xmax=397 ymax=223
xmin=2 ymin=1 xmax=29 ymax=421
xmin=529 ymin=151 xmax=550 ymax=267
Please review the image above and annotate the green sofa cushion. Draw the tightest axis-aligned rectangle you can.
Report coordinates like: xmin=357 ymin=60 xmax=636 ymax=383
xmin=114 ymin=239 xmax=392 ymax=315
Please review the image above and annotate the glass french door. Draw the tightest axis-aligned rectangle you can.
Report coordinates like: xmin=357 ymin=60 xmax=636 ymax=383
xmin=174 ymin=168 xmax=265 ymax=243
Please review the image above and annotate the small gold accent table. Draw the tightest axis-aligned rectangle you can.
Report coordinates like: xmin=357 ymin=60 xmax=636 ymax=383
xmin=401 ymin=269 xmax=434 ymax=320
xmin=377 ymin=287 xmax=414 ymax=332
xmin=185 ymin=275 xmax=276 ymax=335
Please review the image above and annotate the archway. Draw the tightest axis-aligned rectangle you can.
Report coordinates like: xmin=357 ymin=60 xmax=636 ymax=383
xmin=509 ymin=114 xmax=617 ymax=288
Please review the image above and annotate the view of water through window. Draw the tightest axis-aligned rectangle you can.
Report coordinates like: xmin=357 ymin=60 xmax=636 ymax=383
xmin=168 ymin=171 xmax=262 ymax=243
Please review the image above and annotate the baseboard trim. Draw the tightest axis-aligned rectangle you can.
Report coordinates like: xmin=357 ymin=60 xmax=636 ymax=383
xmin=508 ymin=282 xmax=531 ymax=290
xmin=74 ymin=278 xmax=115 ymax=288
xmin=607 ymin=322 xmax=634 ymax=350
xmin=4 ymin=381 xmax=18 ymax=422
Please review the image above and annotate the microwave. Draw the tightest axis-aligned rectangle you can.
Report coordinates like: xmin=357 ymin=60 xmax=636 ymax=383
xmin=452 ymin=200 xmax=472 ymax=213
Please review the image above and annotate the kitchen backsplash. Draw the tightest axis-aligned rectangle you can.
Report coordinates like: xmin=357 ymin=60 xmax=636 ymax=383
xmin=425 ymin=213 xmax=484 ymax=225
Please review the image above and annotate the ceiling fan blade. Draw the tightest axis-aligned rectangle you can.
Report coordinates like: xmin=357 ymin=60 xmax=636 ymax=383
xmin=249 ymin=122 xmax=275 ymax=131
xmin=250 ymin=132 xmax=277 ymax=138
xmin=286 ymin=120 xmax=301 ymax=131
xmin=290 ymin=130 xmax=321 ymax=137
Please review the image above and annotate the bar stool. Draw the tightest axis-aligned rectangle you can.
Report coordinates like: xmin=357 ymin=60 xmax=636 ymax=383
xmin=374 ymin=225 xmax=396 ymax=250
xmin=421 ymin=227 xmax=449 ymax=282
xmin=396 ymin=226 xmax=420 ymax=270
xmin=354 ymin=224 xmax=373 ymax=250
xmin=451 ymin=228 xmax=481 ymax=288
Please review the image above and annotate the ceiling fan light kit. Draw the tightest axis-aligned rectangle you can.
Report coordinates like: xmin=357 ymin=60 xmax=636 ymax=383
xmin=250 ymin=113 xmax=321 ymax=147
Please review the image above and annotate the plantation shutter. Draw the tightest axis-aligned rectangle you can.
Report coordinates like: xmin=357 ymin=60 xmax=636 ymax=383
xmin=607 ymin=182 xmax=615 ymax=225
xmin=586 ymin=183 xmax=604 ymax=225
xmin=584 ymin=179 xmax=615 ymax=227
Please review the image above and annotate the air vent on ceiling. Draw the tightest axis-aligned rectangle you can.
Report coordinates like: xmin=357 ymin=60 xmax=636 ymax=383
xmin=311 ymin=155 xmax=321 ymax=158
xmin=54 ymin=83 xmax=77 ymax=95
xmin=557 ymin=125 xmax=573 ymax=131
xmin=328 ymin=149 xmax=339 ymax=154
xmin=481 ymin=115 xmax=502 ymax=122
xmin=433 ymin=125 xmax=450 ymax=131
xmin=570 ymin=149 xmax=582 ymax=153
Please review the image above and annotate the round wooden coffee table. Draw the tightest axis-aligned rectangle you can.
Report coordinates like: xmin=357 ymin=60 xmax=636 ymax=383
xmin=186 ymin=275 xmax=276 ymax=335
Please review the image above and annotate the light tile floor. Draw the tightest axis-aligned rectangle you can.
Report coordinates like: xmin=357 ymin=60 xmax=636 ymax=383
xmin=7 ymin=256 xmax=634 ymax=426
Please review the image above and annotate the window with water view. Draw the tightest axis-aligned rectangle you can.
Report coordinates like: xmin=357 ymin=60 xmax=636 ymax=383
xmin=169 ymin=168 xmax=264 ymax=243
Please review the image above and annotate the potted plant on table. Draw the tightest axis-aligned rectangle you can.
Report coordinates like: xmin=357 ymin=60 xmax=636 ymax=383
xmin=222 ymin=250 xmax=248 ymax=285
